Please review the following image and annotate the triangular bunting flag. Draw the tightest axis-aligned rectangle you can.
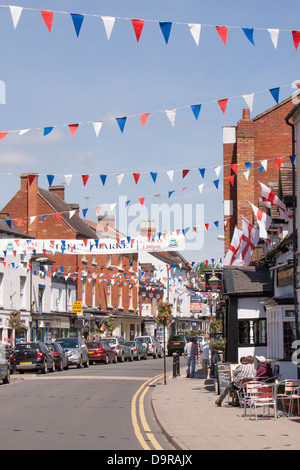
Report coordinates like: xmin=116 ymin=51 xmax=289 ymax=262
xmin=218 ymin=98 xmax=228 ymax=115
xmin=168 ymin=190 xmax=175 ymax=198
xmin=69 ymin=124 xmax=79 ymax=138
xmin=242 ymin=27 xmax=255 ymax=45
xmin=82 ymin=175 xmax=89 ymax=186
xmin=64 ymin=175 xmax=72 ymax=186
xmin=245 ymin=162 xmax=252 ymax=171
xmin=269 ymin=87 xmax=280 ymax=104
xmin=275 ymin=158 xmax=282 ymax=169
xmin=216 ymin=26 xmax=228 ymax=45
xmin=99 ymin=174 xmax=107 ymax=186
xmin=242 ymin=93 xmax=254 ymax=112
xmin=131 ymin=19 xmax=144 ymax=42
xmin=150 ymin=172 xmax=157 ymax=183
xmin=243 ymin=170 xmax=250 ymax=180
xmin=165 ymin=109 xmax=176 ymax=127
xmin=139 ymin=197 xmax=145 ymax=206
xmin=28 ymin=174 xmax=36 ymax=186
xmin=116 ymin=173 xmax=124 ymax=185
xmin=166 ymin=170 xmax=174 ymax=182
xmin=199 ymin=168 xmax=205 ymax=179
xmin=0 ymin=132 xmax=8 ymax=140
xmin=30 ymin=216 xmax=36 ymax=225
xmin=101 ymin=16 xmax=115 ymax=40
xmin=159 ymin=22 xmax=172 ymax=44
xmin=188 ymin=23 xmax=201 ymax=46
xmin=70 ymin=13 xmax=84 ymax=37
xmin=9 ymin=6 xmax=22 ymax=29
xmin=182 ymin=169 xmax=190 ymax=179
xmin=268 ymin=29 xmax=279 ymax=49
xmin=230 ymin=164 xmax=238 ymax=174
xmin=140 ymin=113 xmax=150 ymax=127
xmin=56 ymin=213 xmax=63 ymax=222
xmin=213 ymin=180 xmax=220 ymax=189
xmin=82 ymin=209 xmax=88 ymax=218
xmin=41 ymin=10 xmax=54 ymax=33
xmin=5 ymin=219 xmax=11 ymax=229
xmin=290 ymin=155 xmax=296 ymax=165
xmin=116 ymin=117 xmax=127 ymax=133
xmin=92 ymin=121 xmax=103 ymax=137
xmin=198 ymin=184 xmax=204 ymax=194
xmin=44 ymin=127 xmax=54 ymax=136
xmin=228 ymin=175 xmax=235 ymax=186
xmin=214 ymin=166 xmax=222 ymax=177
xmin=292 ymin=31 xmax=300 ymax=51
xmin=47 ymin=175 xmax=55 ymax=187
xmin=261 ymin=159 xmax=268 ymax=171
xmin=133 ymin=173 xmax=140 ymax=184
xmin=191 ymin=104 xmax=201 ymax=120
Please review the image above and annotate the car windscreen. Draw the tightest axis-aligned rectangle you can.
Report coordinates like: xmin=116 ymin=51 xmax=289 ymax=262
xmin=173 ymin=335 xmax=185 ymax=341
xmin=46 ymin=344 xmax=56 ymax=352
xmin=13 ymin=344 xmax=39 ymax=352
xmin=126 ymin=341 xmax=135 ymax=347
xmin=105 ymin=339 xmax=116 ymax=346
xmin=85 ymin=342 xmax=100 ymax=349
xmin=136 ymin=337 xmax=151 ymax=343
xmin=56 ymin=339 xmax=79 ymax=349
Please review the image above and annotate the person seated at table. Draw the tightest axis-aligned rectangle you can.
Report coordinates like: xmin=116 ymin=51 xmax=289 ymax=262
xmin=255 ymin=356 xmax=273 ymax=381
xmin=215 ymin=356 xmax=256 ymax=407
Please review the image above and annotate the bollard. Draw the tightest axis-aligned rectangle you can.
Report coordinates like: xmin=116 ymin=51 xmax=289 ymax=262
xmin=172 ymin=353 xmax=180 ymax=378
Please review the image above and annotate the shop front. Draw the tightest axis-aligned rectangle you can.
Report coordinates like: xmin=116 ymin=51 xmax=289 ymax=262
xmin=31 ymin=314 xmax=71 ymax=342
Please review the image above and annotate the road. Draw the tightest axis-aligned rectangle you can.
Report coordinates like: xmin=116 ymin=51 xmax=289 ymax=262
xmin=0 ymin=355 xmax=176 ymax=450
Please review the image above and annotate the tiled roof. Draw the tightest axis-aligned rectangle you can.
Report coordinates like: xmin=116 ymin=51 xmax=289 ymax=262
xmin=223 ymin=266 xmax=272 ymax=295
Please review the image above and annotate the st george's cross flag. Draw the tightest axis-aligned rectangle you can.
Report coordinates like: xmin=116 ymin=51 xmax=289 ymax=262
xmin=223 ymin=226 xmax=244 ymax=266
xmin=260 ymin=182 xmax=293 ymax=223
xmin=249 ymin=201 xmax=272 ymax=245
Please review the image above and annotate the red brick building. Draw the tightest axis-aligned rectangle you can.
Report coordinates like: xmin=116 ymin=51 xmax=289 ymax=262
xmin=223 ymin=97 xmax=295 ymax=256
xmin=1 ymin=174 xmax=141 ymax=339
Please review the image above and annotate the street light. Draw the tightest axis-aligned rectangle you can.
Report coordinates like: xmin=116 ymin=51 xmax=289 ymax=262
xmin=208 ymin=270 xmax=219 ymax=292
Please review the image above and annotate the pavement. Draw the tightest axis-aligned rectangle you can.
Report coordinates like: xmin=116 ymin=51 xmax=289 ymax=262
xmin=151 ymin=367 xmax=300 ymax=451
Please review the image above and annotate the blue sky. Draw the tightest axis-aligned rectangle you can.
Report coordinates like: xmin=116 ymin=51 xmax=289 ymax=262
xmin=0 ymin=0 xmax=299 ymax=264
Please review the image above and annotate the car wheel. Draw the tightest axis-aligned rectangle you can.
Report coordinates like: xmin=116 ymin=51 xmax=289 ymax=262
xmin=84 ymin=358 xmax=89 ymax=368
xmin=120 ymin=353 xmax=125 ymax=362
xmin=58 ymin=360 xmax=63 ymax=372
xmin=105 ymin=355 xmax=109 ymax=365
xmin=51 ymin=361 xmax=56 ymax=373
xmin=64 ymin=360 xmax=69 ymax=370
xmin=130 ymin=353 xmax=134 ymax=362
xmin=3 ymin=370 xmax=10 ymax=384
xmin=144 ymin=354 xmax=147 ymax=360
xmin=42 ymin=361 xmax=48 ymax=374
xmin=137 ymin=353 xmax=141 ymax=361
xmin=153 ymin=350 xmax=157 ymax=359
xmin=114 ymin=354 xmax=117 ymax=363
xmin=77 ymin=357 xmax=83 ymax=369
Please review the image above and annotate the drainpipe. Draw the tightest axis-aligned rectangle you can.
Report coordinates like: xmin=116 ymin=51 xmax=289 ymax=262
xmin=285 ymin=114 xmax=300 ymax=377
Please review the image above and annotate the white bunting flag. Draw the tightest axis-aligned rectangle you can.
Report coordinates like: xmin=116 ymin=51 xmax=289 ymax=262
xmin=69 ymin=210 xmax=76 ymax=219
xmin=9 ymin=6 xmax=22 ymax=29
xmin=92 ymin=121 xmax=103 ymax=137
xmin=165 ymin=109 xmax=176 ymax=127
xmin=101 ymin=16 xmax=115 ymax=40
xmin=260 ymin=159 xmax=268 ymax=171
xmin=30 ymin=216 xmax=36 ymax=225
xmin=243 ymin=170 xmax=250 ymax=180
xmin=64 ymin=175 xmax=72 ymax=186
xmin=214 ymin=166 xmax=222 ymax=177
xmin=116 ymin=173 xmax=124 ymax=185
xmin=166 ymin=170 xmax=174 ymax=182
xmin=19 ymin=129 xmax=30 ymax=136
xmin=198 ymin=183 xmax=204 ymax=194
xmin=242 ymin=93 xmax=254 ymax=112
xmin=188 ymin=23 xmax=201 ymax=46
xmin=268 ymin=29 xmax=279 ymax=49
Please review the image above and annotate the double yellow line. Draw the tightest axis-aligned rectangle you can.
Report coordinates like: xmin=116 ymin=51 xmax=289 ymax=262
xmin=131 ymin=373 xmax=164 ymax=450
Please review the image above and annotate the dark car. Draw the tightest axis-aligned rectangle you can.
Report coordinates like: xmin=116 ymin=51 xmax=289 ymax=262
xmin=45 ymin=342 xmax=69 ymax=371
xmin=167 ymin=334 xmax=190 ymax=356
xmin=86 ymin=340 xmax=117 ymax=364
xmin=0 ymin=344 xmax=10 ymax=384
xmin=11 ymin=342 xmax=55 ymax=374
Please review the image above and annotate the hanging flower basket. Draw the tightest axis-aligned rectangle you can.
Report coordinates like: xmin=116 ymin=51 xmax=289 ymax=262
xmin=156 ymin=302 xmax=173 ymax=326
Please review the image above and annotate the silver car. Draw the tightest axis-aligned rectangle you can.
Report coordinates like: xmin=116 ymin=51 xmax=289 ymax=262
xmin=55 ymin=338 xmax=89 ymax=368
xmin=104 ymin=337 xmax=132 ymax=362
xmin=0 ymin=344 xmax=10 ymax=384
xmin=126 ymin=340 xmax=147 ymax=361
xmin=135 ymin=336 xmax=163 ymax=359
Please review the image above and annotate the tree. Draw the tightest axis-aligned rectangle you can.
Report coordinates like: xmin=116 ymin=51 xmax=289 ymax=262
xmin=9 ymin=311 xmax=22 ymax=345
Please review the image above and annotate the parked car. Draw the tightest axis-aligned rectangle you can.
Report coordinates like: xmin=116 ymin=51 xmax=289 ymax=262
xmin=86 ymin=340 xmax=117 ymax=364
xmin=11 ymin=342 xmax=55 ymax=374
xmin=135 ymin=336 xmax=163 ymax=358
xmin=45 ymin=342 xmax=69 ymax=371
xmin=0 ymin=343 xmax=10 ymax=384
xmin=55 ymin=337 xmax=89 ymax=368
xmin=167 ymin=334 xmax=190 ymax=356
xmin=104 ymin=337 xmax=132 ymax=362
xmin=126 ymin=340 xmax=147 ymax=361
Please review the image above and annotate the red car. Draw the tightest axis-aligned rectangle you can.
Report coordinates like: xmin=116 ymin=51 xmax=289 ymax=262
xmin=86 ymin=340 xmax=117 ymax=365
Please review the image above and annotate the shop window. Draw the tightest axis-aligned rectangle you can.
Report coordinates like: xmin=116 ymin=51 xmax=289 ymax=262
xmin=238 ymin=319 xmax=267 ymax=346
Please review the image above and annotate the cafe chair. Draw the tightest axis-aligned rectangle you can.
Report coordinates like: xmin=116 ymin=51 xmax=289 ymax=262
xmin=248 ymin=383 xmax=278 ymax=421
xmin=277 ymin=380 xmax=300 ymax=417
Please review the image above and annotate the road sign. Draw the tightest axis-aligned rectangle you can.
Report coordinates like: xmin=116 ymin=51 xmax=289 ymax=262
xmin=73 ymin=301 xmax=83 ymax=314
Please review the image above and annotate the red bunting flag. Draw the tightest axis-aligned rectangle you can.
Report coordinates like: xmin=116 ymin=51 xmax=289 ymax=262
xmin=230 ymin=164 xmax=238 ymax=174
xmin=218 ymin=98 xmax=228 ymax=114
xmin=182 ymin=169 xmax=190 ymax=179
xmin=41 ymin=10 xmax=54 ymax=32
xmin=56 ymin=213 xmax=62 ymax=222
xmin=132 ymin=19 xmax=144 ymax=42
xmin=0 ymin=132 xmax=8 ymax=140
xmin=139 ymin=197 xmax=145 ymax=206
xmin=292 ymin=30 xmax=300 ymax=50
xmin=216 ymin=26 xmax=228 ymax=45
xmin=192 ymin=226 xmax=197 ymax=232
xmin=228 ymin=175 xmax=236 ymax=186
xmin=82 ymin=174 xmax=89 ymax=186
xmin=205 ymin=223 xmax=209 ymax=231
xmin=69 ymin=123 xmax=79 ymax=138
xmin=275 ymin=157 xmax=282 ymax=169
xmin=28 ymin=174 xmax=36 ymax=186
xmin=140 ymin=113 xmax=150 ymax=127
xmin=133 ymin=173 xmax=140 ymax=184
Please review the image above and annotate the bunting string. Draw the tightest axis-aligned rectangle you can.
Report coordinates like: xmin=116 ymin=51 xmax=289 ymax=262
xmin=4 ymin=5 xmax=300 ymax=51
xmin=0 ymin=82 xmax=297 ymax=140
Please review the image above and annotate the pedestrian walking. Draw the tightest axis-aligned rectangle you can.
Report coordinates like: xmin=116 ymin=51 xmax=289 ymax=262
xmin=184 ymin=336 xmax=198 ymax=378
xmin=201 ymin=334 xmax=211 ymax=379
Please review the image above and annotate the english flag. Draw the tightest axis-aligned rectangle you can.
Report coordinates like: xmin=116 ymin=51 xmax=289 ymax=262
xmin=223 ymin=226 xmax=244 ymax=266
xmin=260 ymin=182 xmax=293 ymax=223
xmin=249 ymin=201 xmax=272 ymax=245
xmin=237 ymin=218 xmax=260 ymax=265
